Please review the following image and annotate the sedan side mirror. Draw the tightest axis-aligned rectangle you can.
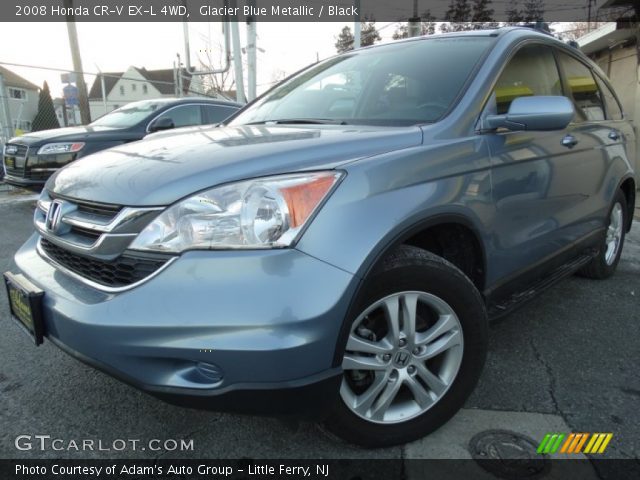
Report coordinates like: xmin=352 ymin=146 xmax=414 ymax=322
xmin=148 ymin=117 xmax=175 ymax=133
xmin=485 ymin=96 xmax=574 ymax=132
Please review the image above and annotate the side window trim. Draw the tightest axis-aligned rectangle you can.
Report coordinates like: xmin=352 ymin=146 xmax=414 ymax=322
xmin=593 ymin=72 xmax=624 ymax=121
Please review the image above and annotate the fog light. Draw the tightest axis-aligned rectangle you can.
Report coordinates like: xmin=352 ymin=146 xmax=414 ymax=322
xmin=196 ymin=361 xmax=224 ymax=382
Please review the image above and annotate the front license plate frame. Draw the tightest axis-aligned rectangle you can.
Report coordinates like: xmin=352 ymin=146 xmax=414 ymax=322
xmin=3 ymin=272 xmax=45 ymax=345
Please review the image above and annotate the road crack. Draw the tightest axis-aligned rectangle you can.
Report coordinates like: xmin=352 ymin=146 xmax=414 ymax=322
xmin=529 ymin=337 xmax=563 ymax=419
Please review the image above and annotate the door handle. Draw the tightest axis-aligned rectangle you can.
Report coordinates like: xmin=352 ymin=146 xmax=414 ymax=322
xmin=608 ymin=130 xmax=620 ymax=141
xmin=561 ymin=135 xmax=578 ymax=149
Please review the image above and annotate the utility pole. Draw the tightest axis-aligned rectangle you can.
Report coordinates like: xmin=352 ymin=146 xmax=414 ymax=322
xmin=63 ymin=0 xmax=90 ymax=124
xmin=246 ymin=0 xmax=257 ymax=101
xmin=0 ymin=73 xmax=13 ymax=141
xmin=183 ymin=21 xmax=192 ymax=72
xmin=353 ymin=0 xmax=361 ymax=49
xmin=230 ymin=18 xmax=247 ymax=103
xmin=95 ymin=64 xmax=107 ymax=115
xmin=408 ymin=0 xmax=421 ymax=37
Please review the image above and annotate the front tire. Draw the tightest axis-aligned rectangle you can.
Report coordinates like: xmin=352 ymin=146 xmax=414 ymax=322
xmin=324 ymin=246 xmax=488 ymax=447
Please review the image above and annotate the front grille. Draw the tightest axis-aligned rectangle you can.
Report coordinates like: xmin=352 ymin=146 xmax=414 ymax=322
xmin=5 ymin=143 xmax=28 ymax=157
xmin=4 ymin=167 xmax=24 ymax=177
xmin=40 ymin=238 xmax=168 ymax=288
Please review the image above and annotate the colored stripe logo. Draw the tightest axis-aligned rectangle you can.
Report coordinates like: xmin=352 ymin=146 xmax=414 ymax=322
xmin=537 ymin=433 xmax=613 ymax=454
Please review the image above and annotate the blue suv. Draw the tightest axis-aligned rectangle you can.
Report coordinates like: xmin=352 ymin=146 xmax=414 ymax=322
xmin=4 ymin=27 xmax=635 ymax=447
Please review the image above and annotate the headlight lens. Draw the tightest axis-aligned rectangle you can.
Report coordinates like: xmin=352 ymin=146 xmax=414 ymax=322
xmin=37 ymin=142 xmax=85 ymax=155
xmin=130 ymin=171 xmax=342 ymax=252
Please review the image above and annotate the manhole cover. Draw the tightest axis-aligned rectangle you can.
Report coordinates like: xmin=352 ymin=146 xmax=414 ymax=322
xmin=469 ymin=430 xmax=550 ymax=479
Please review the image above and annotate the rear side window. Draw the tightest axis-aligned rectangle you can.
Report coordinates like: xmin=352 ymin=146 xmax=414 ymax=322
xmin=557 ymin=53 xmax=605 ymax=122
xmin=494 ymin=45 xmax=562 ymax=114
xmin=594 ymin=76 xmax=623 ymax=120
xmin=203 ymin=105 xmax=236 ymax=124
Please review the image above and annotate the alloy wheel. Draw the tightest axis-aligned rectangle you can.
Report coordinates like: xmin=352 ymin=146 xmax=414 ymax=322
xmin=340 ymin=291 xmax=464 ymax=424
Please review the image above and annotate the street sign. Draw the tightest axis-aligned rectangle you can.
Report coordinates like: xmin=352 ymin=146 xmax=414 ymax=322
xmin=60 ymin=72 xmax=77 ymax=84
xmin=63 ymin=84 xmax=79 ymax=106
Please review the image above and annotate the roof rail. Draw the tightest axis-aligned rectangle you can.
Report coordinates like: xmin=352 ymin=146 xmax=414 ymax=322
xmin=519 ymin=22 xmax=553 ymax=35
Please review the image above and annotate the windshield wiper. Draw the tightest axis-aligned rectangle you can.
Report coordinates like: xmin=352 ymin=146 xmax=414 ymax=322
xmin=246 ymin=118 xmax=349 ymax=125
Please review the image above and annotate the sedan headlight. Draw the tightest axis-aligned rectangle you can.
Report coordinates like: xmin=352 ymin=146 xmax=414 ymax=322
xmin=37 ymin=142 xmax=85 ymax=155
xmin=130 ymin=171 xmax=343 ymax=252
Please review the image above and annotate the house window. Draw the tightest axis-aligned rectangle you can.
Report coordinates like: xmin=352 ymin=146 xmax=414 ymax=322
xmin=8 ymin=88 xmax=27 ymax=100
xmin=142 ymin=84 xmax=148 ymax=94
xmin=132 ymin=84 xmax=137 ymax=92
xmin=120 ymin=85 xmax=125 ymax=96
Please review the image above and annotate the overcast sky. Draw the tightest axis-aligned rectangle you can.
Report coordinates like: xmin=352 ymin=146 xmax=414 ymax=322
xmin=0 ymin=22 xmax=400 ymax=100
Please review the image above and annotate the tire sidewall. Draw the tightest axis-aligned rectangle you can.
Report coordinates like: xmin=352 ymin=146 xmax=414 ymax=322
xmin=327 ymin=248 xmax=488 ymax=447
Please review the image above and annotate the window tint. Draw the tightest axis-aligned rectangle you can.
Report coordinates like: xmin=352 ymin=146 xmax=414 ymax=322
xmin=557 ymin=53 xmax=605 ymax=122
xmin=229 ymin=37 xmax=495 ymax=126
xmin=494 ymin=45 xmax=562 ymax=114
xmin=594 ymin=76 xmax=622 ymax=120
xmin=155 ymin=105 xmax=202 ymax=128
xmin=203 ymin=105 xmax=236 ymax=124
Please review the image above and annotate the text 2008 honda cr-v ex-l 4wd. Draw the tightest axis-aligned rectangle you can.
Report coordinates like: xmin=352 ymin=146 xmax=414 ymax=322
xmin=4 ymin=27 xmax=636 ymax=447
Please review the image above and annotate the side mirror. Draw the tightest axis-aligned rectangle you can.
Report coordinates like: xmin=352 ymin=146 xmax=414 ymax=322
xmin=485 ymin=96 xmax=574 ymax=132
xmin=148 ymin=117 xmax=175 ymax=133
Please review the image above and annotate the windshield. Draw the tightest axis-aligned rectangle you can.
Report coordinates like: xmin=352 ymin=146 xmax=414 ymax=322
xmin=90 ymin=100 xmax=168 ymax=128
xmin=229 ymin=36 xmax=494 ymax=127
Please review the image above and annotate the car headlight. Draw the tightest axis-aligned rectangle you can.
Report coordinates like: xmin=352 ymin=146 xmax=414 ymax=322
xmin=129 ymin=171 xmax=343 ymax=252
xmin=37 ymin=142 xmax=85 ymax=155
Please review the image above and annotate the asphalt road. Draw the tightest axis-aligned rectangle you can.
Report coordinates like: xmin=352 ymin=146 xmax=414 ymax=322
xmin=0 ymin=188 xmax=638 ymax=471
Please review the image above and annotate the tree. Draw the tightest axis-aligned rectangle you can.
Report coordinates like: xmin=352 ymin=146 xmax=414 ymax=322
xmin=507 ymin=0 xmax=545 ymax=23
xmin=392 ymin=10 xmax=437 ymax=39
xmin=441 ymin=0 xmax=498 ymax=32
xmin=31 ymin=82 xmax=60 ymax=132
xmin=441 ymin=0 xmax=472 ymax=32
xmin=522 ymin=0 xmax=545 ymax=21
xmin=196 ymin=42 xmax=236 ymax=99
xmin=335 ymin=21 xmax=381 ymax=53
xmin=471 ymin=0 xmax=499 ymax=28
xmin=558 ymin=22 xmax=607 ymax=40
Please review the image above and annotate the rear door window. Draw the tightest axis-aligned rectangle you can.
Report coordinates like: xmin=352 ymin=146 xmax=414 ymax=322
xmin=557 ymin=52 xmax=606 ymax=122
xmin=203 ymin=105 xmax=237 ymax=124
xmin=493 ymin=44 xmax=562 ymax=114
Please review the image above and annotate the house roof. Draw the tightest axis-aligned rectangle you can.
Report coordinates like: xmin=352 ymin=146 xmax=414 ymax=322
xmin=0 ymin=65 xmax=39 ymax=91
xmin=577 ymin=22 xmax=637 ymax=55
xmin=88 ymin=67 xmax=193 ymax=99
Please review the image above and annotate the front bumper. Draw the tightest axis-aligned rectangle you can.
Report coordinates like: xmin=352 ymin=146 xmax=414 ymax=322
xmin=14 ymin=233 xmax=357 ymax=416
xmin=3 ymin=174 xmax=46 ymax=189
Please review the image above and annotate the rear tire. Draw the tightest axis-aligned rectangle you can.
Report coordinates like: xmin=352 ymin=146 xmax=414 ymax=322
xmin=578 ymin=190 xmax=627 ymax=279
xmin=324 ymin=245 xmax=488 ymax=448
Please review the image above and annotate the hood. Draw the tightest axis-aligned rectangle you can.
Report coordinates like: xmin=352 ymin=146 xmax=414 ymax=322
xmin=11 ymin=125 xmax=136 ymax=146
xmin=48 ymin=124 xmax=423 ymax=206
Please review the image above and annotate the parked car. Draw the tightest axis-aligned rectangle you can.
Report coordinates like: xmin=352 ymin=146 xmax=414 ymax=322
xmin=2 ymin=97 xmax=241 ymax=189
xmin=4 ymin=27 xmax=635 ymax=447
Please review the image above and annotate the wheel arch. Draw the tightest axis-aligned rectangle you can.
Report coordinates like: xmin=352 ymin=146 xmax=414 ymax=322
xmin=332 ymin=213 xmax=488 ymax=367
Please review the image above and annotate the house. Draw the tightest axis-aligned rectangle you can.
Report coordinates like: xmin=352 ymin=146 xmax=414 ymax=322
xmin=578 ymin=20 xmax=640 ymax=173
xmin=87 ymin=66 xmax=205 ymax=119
xmin=0 ymin=65 xmax=39 ymax=136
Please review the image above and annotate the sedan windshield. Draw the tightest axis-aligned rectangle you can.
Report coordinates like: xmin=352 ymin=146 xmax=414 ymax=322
xmin=90 ymin=100 xmax=167 ymax=128
xmin=229 ymin=36 xmax=495 ymax=127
